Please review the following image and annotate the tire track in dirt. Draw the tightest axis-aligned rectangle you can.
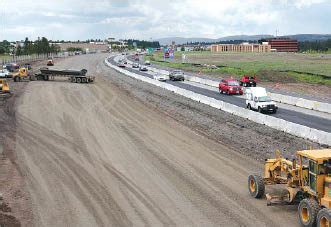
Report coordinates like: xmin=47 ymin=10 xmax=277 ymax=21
xmin=14 ymin=54 xmax=298 ymax=226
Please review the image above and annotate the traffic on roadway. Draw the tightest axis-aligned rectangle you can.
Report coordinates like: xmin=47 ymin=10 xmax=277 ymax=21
xmin=109 ymin=55 xmax=331 ymax=133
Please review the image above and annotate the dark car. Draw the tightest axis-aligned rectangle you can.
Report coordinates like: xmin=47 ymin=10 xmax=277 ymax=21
xmin=169 ymin=70 xmax=184 ymax=81
xmin=219 ymin=79 xmax=243 ymax=95
xmin=5 ymin=63 xmax=20 ymax=72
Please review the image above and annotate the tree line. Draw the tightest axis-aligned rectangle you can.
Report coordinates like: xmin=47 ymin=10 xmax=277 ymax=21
xmin=0 ymin=40 xmax=11 ymax=54
xmin=0 ymin=37 xmax=60 ymax=56
xmin=16 ymin=37 xmax=60 ymax=55
xmin=299 ymin=39 xmax=331 ymax=52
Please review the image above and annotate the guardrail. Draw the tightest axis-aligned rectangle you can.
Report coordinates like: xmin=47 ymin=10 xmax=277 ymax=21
xmin=107 ymin=57 xmax=331 ymax=146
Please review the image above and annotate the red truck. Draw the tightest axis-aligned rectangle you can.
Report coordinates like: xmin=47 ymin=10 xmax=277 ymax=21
xmin=240 ymin=75 xmax=257 ymax=87
xmin=219 ymin=79 xmax=243 ymax=95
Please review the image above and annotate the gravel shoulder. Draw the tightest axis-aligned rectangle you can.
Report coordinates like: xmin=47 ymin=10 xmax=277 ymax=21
xmin=8 ymin=53 xmax=323 ymax=226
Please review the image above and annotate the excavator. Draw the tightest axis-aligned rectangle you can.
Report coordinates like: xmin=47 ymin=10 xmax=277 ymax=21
xmin=248 ymin=149 xmax=330 ymax=226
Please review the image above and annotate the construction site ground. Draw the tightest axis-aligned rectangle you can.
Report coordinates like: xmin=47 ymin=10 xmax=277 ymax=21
xmin=0 ymin=53 xmax=325 ymax=226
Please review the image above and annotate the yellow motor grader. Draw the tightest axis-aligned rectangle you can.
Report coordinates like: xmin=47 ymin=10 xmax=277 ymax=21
xmin=13 ymin=67 xmax=31 ymax=82
xmin=0 ymin=79 xmax=10 ymax=94
xmin=248 ymin=149 xmax=330 ymax=227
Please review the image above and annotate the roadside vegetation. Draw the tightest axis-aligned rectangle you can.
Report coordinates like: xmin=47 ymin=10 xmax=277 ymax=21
xmin=146 ymin=51 xmax=331 ymax=86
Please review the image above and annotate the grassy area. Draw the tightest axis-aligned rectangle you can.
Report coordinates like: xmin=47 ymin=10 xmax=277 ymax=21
xmin=146 ymin=51 xmax=331 ymax=86
xmin=0 ymin=54 xmax=12 ymax=61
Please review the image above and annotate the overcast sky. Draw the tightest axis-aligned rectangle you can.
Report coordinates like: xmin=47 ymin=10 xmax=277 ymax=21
xmin=1 ymin=0 xmax=330 ymax=41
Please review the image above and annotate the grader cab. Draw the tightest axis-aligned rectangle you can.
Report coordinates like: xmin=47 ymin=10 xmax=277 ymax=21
xmin=248 ymin=149 xmax=331 ymax=227
xmin=0 ymin=79 xmax=10 ymax=94
xmin=13 ymin=67 xmax=30 ymax=82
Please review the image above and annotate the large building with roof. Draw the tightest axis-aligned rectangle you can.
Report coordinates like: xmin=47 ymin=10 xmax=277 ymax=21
xmin=266 ymin=38 xmax=298 ymax=52
xmin=211 ymin=42 xmax=271 ymax=53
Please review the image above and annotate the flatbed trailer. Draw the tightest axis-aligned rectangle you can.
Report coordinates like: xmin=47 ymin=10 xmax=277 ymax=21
xmin=35 ymin=67 xmax=95 ymax=83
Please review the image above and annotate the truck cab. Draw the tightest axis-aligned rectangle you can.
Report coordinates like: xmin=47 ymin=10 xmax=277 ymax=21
xmin=246 ymin=87 xmax=277 ymax=113
xmin=240 ymin=75 xmax=257 ymax=87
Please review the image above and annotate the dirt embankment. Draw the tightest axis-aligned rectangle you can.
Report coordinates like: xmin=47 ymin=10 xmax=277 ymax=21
xmin=0 ymin=59 xmax=55 ymax=226
xmin=2 ymin=54 xmax=322 ymax=226
xmin=0 ymin=82 xmax=31 ymax=226
xmin=12 ymin=54 xmax=305 ymax=226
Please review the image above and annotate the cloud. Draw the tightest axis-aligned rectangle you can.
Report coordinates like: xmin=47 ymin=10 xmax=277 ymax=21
xmin=1 ymin=0 xmax=330 ymax=41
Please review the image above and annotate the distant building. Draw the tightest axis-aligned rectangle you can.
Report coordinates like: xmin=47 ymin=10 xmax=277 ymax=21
xmin=266 ymin=38 xmax=298 ymax=52
xmin=211 ymin=42 xmax=271 ymax=53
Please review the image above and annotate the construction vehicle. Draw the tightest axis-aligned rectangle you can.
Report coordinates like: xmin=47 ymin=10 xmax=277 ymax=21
xmin=0 ymin=79 xmax=10 ymax=94
xmin=47 ymin=59 xmax=54 ymax=66
xmin=248 ymin=149 xmax=331 ymax=227
xmin=35 ymin=67 xmax=95 ymax=83
xmin=13 ymin=67 xmax=31 ymax=82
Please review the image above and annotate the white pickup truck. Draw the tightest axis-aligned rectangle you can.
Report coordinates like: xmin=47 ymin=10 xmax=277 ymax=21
xmin=0 ymin=68 xmax=10 ymax=78
xmin=246 ymin=87 xmax=278 ymax=114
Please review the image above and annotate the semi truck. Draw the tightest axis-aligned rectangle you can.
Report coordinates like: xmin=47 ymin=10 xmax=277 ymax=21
xmin=35 ymin=68 xmax=95 ymax=83
xmin=246 ymin=87 xmax=278 ymax=113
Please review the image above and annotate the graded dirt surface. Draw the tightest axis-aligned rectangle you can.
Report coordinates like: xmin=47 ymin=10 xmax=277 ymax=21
xmin=15 ymin=54 xmax=298 ymax=226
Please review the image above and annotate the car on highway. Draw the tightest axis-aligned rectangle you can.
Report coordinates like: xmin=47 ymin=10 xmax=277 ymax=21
xmin=139 ymin=65 xmax=148 ymax=71
xmin=169 ymin=70 xmax=184 ymax=81
xmin=132 ymin=62 xmax=139 ymax=68
xmin=219 ymin=79 xmax=243 ymax=95
xmin=118 ymin=60 xmax=126 ymax=68
xmin=240 ymin=75 xmax=257 ymax=87
xmin=153 ymin=73 xmax=167 ymax=82
xmin=246 ymin=87 xmax=278 ymax=113
xmin=145 ymin=60 xmax=151 ymax=65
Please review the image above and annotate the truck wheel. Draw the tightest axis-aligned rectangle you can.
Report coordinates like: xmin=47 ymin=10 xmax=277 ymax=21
xmin=219 ymin=89 xmax=223 ymax=94
xmin=258 ymin=107 xmax=262 ymax=113
xmin=240 ymin=82 xmax=243 ymax=86
xmin=298 ymin=199 xmax=320 ymax=227
xmin=76 ymin=78 xmax=82 ymax=83
xmin=317 ymin=208 xmax=330 ymax=227
xmin=226 ymin=90 xmax=230 ymax=95
xmin=243 ymin=82 xmax=247 ymax=87
xmin=82 ymin=78 xmax=87 ymax=83
xmin=247 ymin=104 xmax=251 ymax=110
xmin=248 ymin=175 xmax=265 ymax=198
xmin=253 ymin=83 xmax=256 ymax=87
xmin=44 ymin=75 xmax=49 ymax=81
xmin=14 ymin=77 xmax=18 ymax=82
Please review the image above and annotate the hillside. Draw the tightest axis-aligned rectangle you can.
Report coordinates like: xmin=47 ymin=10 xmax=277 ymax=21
xmin=157 ymin=34 xmax=331 ymax=45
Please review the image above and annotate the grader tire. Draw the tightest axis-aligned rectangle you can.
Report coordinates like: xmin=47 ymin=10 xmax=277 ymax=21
xmin=317 ymin=208 xmax=330 ymax=227
xmin=248 ymin=175 xmax=265 ymax=198
xmin=298 ymin=198 xmax=320 ymax=227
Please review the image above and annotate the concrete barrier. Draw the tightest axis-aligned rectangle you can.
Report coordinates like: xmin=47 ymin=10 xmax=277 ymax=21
xmin=128 ymin=60 xmax=331 ymax=114
xmin=105 ymin=57 xmax=331 ymax=146
xmin=182 ymin=73 xmax=331 ymax=114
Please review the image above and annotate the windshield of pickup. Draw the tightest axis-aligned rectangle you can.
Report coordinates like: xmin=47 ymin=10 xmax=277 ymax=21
xmin=228 ymin=81 xmax=239 ymax=86
xmin=258 ymin=96 xmax=272 ymax=102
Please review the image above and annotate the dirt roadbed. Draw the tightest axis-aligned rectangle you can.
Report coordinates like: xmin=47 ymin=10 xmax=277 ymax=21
xmin=2 ymin=53 xmax=323 ymax=226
